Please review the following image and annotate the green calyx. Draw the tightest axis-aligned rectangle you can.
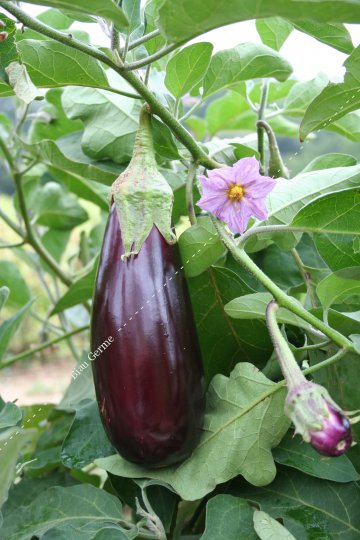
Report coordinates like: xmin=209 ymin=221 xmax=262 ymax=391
xmin=111 ymin=104 xmax=176 ymax=258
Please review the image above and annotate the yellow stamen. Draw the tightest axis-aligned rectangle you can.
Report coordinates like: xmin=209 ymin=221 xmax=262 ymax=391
xmin=227 ymin=183 xmax=244 ymax=201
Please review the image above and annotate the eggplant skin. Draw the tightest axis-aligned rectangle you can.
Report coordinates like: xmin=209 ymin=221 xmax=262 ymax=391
xmin=91 ymin=204 xmax=204 ymax=467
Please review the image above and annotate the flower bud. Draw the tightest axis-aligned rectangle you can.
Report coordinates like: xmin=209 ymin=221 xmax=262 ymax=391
xmin=0 ymin=32 xmax=8 ymax=42
xmin=286 ymin=381 xmax=352 ymax=457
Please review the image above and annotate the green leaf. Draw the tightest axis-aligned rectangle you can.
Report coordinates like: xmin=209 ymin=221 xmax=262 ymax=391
xmin=165 ymin=42 xmax=213 ymax=99
xmin=0 ymin=402 xmax=22 ymax=432
xmin=61 ymin=400 xmax=114 ymax=469
xmin=37 ymin=8 xmax=73 ymax=29
xmin=158 ymin=0 xmax=360 ymax=42
xmin=241 ymin=468 xmax=360 ymax=539
xmin=316 ymin=234 xmax=360 ymax=271
xmin=0 ymin=428 xmax=35 ymax=520
xmin=203 ymin=43 xmax=292 ymax=98
xmin=247 ymin=164 xmax=360 ymax=253
xmin=253 ymin=510 xmax=296 ymax=540
xmin=0 ymin=15 xmax=18 ymax=79
xmin=179 ymin=217 xmax=226 ymax=278
xmin=256 ymin=18 xmax=293 ymax=51
xmin=273 ymin=431 xmax=359 ymax=482
xmin=0 ymin=484 xmax=134 ymax=540
xmin=31 ymin=133 xmax=122 ymax=186
xmin=225 ymin=292 xmax=314 ymax=331
xmin=301 ymin=153 xmax=357 ymax=173
xmin=96 ymin=363 xmax=289 ymax=501
xmin=328 ymin=111 xmax=360 ymax=142
xmin=5 ymin=62 xmax=39 ymax=104
xmin=200 ymin=495 xmax=257 ymax=540
xmin=58 ymin=355 xmax=95 ymax=412
xmin=48 ymin=166 xmax=108 ymax=211
xmin=291 ymin=187 xmax=360 ymax=235
xmin=300 ymin=45 xmax=360 ymax=140
xmin=20 ymin=0 xmax=128 ymax=28
xmin=205 ymin=91 xmax=256 ymax=136
xmin=0 ymin=300 xmax=34 ymax=362
xmin=316 ymin=267 xmax=360 ymax=311
xmin=33 ymin=182 xmax=89 ymax=230
xmin=0 ymin=262 xmax=31 ymax=307
xmin=187 ymin=267 xmax=273 ymax=381
xmin=16 ymin=39 xmax=108 ymax=89
xmin=51 ymin=257 xmax=98 ymax=314
xmin=284 ymin=72 xmax=329 ymax=116
xmin=62 ymin=86 xmax=138 ymax=164
xmin=294 ymin=21 xmax=353 ymax=54
xmin=29 ymin=88 xmax=83 ymax=143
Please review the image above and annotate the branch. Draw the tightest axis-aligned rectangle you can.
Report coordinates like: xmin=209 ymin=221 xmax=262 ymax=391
xmin=0 ymin=325 xmax=89 ymax=368
xmin=0 ymin=1 xmax=219 ymax=169
xmin=257 ymin=80 xmax=269 ymax=175
xmin=185 ymin=162 xmax=197 ymax=225
xmin=211 ymin=217 xmax=353 ymax=351
xmin=127 ymin=29 xmax=161 ymax=52
xmin=123 ymin=42 xmax=180 ymax=70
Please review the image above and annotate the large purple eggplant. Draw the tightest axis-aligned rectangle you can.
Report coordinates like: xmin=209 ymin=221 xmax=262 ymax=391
xmin=91 ymin=106 xmax=204 ymax=467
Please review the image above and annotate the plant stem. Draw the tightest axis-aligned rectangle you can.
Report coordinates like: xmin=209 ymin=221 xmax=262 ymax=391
xmin=127 ymin=29 xmax=161 ymax=52
xmin=266 ymin=300 xmax=306 ymax=388
xmin=110 ymin=22 xmax=120 ymax=53
xmin=0 ymin=240 xmax=25 ymax=249
xmin=0 ymin=1 xmax=220 ymax=170
xmin=0 ymin=325 xmax=89 ymax=368
xmin=211 ymin=217 xmax=352 ymax=350
xmin=123 ymin=42 xmax=180 ymax=70
xmin=257 ymin=80 xmax=269 ymax=175
xmin=179 ymin=99 xmax=203 ymax=122
xmin=291 ymin=248 xmax=317 ymax=308
xmin=185 ymin=162 xmax=197 ymax=225
xmin=0 ymin=208 xmax=24 ymax=237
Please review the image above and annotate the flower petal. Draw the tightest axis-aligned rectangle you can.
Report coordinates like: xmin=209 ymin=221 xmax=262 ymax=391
xmin=244 ymin=177 xmax=277 ymax=199
xmin=246 ymin=198 xmax=269 ymax=221
xmin=219 ymin=199 xmax=253 ymax=234
xmin=232 ymin=157 xmax=260 ymax=185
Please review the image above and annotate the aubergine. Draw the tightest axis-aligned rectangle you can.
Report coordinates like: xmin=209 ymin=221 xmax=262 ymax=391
xmin=91 ymin=106 xmax=204 ymax=467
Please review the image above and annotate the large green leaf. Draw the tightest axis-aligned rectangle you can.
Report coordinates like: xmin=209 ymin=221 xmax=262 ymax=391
xmin=240 ymin=468 xmax=360 ymax=539
xmin=284 ymin=73 xmax=329 ymax=116
xmin=96 ymin=362 xmax=289 ymax=501
xmin=165 ymin=42 xmax=213 ymax=99
xmin=200 ymin=495 xmax=257 ymax=540
xmin=29 ymin=88 xmax=83 ymax=143
xmin=294 ymin=21 xmax=353 ymax=54
xmin=256 ymin=18 xmax=293 ymax=51
xmin=316 ymin=233 xmax=360 ymax=271
xmin=0 ymin=402 xmax=22 ymax=432
xmin=273 ymin=431 xmax=359 ymax=483
xmin=301 ymin=153 xmax=357 ymax=173
xmin=48 ymin=166 xmax=108 ymax=211
xmin=205 ymin=91 xmax=257 ymax=136
xmin=62 ymin=87 xmax=138 ymax=164
xmin=16 ymin=40 xmax=108 ymax=89
xmin=178 ymin=217 xmax=226 ymax=278
xmin=203 ymin=43 xmax=292 ymax=98
xmin=247 ymin=165 xmax=360 ymax=252
xmin=61 ymin=400 xmax=114 ymax=469
xmin=316 ymin=267 xmax=360 ymax=311
xmin=31 ymin=133 xmax=122 ymax=186
xmin=0 ymin=261 xmax=31 ymax=307
xmin=225 ymin=292 xmax=314 ymax=331
xmin=0 ymin=428 xmax=35 ymax=524
xmin=187 ymin=267 xmax=273 ymax=381
xmin=33 ymin=182 xmax=88 ymax=230
xmin=20 ymin=0 xmax=128 ymax=28
xmin=0 ymin=484 xmax=135 ymax=540
xmin=0 ymin=15 xmax=18 ymax=79
xmin=300 ymin=45 xmax=360 ymax=140
xmin=157 ymin=0 xmax=360 ymax=42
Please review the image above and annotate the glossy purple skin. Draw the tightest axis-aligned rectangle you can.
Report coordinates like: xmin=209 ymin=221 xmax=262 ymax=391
xmin=91 ymin=204 xmax=204 ymax=467
xmin=310 ymin=403 xmax=353 ymax=457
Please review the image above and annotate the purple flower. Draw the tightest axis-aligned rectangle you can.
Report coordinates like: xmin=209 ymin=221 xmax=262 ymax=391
xmin=197 ymin=157 xmax=276 ymax=234
xmin=286 ymin=382 xmax=353 ymax=457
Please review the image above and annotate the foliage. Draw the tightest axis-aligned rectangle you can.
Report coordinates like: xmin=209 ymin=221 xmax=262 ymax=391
xmin=0 ymin=2 xmax=359 ymax=539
